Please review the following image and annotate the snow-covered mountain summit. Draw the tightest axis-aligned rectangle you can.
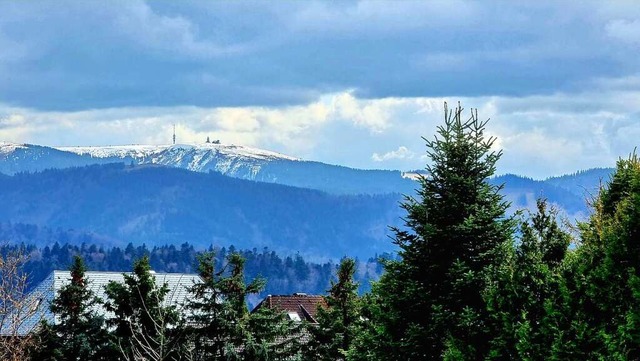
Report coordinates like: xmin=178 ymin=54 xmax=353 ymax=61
xmin=0 ymin=141 xmax=415 ymax=194
xmin=0 ymin=142 xmax=28 ymax=155
xmin=57 ymin=143 xmax=299 ymax=162
xmin=56 ymin=143 xmax=300 ymax=178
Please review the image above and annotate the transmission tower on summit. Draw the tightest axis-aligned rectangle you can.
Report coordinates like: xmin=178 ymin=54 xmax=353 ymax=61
xmin=173 ymin=124 xmax=176 ymax=145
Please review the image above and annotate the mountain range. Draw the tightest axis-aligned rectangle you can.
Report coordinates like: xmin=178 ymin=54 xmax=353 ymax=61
xmin=1 ymin=142 xmax=416 ymax=195
xmin=0 ymin=141 xmax=614 ymax=258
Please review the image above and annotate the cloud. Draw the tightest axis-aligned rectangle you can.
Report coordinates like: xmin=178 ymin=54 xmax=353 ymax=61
xmin=332 ymin=93 xmax=393 ymax=133
xmin=110 ymin=1 xmax=246 ymax=59
xmin=3 ymin=85 xmax=638 ymax=179
xmin=211 ymin=108 xmax=260 ymax=132
xmin=0 ymin=1 xmax=638 ymax=110
xmin=372 ymin=146 xmax=415 ymax=162
xmin=0 ymin=114 xmax=26 ymax=128
xmin=0 ymin=2 xmax=639 ymax=178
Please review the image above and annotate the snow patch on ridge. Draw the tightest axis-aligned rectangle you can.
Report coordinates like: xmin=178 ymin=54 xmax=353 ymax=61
xmin=57 ymin=143 xmax=300 ymax=162
xmin=0 ymin=142 xmax=28 ymax=156
xmin=0 ymin=141 xmax=303 ymax=182
xmin=56 ymin=144 xmax=166 ymax=160
xmin=54 ymin=143 xmax=300 ymax=177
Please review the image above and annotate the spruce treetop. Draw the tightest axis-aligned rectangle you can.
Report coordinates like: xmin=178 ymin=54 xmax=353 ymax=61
xmin=367 ymin=102 xmax=514 ymax=360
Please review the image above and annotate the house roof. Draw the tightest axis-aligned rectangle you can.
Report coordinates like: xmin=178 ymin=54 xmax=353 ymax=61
xmin=251 ymin=293 xmax=328 ymax=323
xmin=0 ymin=270 xmax=200 ymax=336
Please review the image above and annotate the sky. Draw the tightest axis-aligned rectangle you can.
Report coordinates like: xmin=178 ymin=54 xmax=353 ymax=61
xmin=0 ymin=1 xmax=639 ymax=179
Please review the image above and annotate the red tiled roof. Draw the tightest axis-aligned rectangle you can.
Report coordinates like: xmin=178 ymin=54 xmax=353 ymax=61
xmin=252 ymin=293 xmax=328 ymax=323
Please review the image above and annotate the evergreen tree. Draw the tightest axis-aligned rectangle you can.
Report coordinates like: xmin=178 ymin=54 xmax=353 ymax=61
xmin=308 ymin=258 xmax=359 ymax=360
xmin=186 ymin=252 xmax=298 ymax=360
xmin=243 ymin=305 xmax=305 ymax=361
xmin=32 ymin=256 xmax=114 ymax=361
xmin=186 ymin=252 xmax=302 ymax=360
xmin=104 ymin=255 xmax=182 ymax=361
xmin=185 ymin=252 xmax=241 ymax=359
xmin=351 ymin=102 xmax=514 ymax=360
xmin=31 ymin=322 xmax=63 ymax=361
xmin=219 ymin=253 xmax=264 ymax=360
xmin=485 ymin=199 xmax=572 ymax=360
xmin=562 ymin=153 xmax=640 ymax=359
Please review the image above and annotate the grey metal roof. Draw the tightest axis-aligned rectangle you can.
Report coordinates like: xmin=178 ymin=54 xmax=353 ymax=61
xmin=0 ymin=270 xmax=201 ymax=336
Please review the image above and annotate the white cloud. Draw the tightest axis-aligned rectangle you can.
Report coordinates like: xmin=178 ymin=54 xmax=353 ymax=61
xmin=332 ymin=93 xmax=394 ymax=133
xmin=1 ymin=84 xmax=640 ymax=178
xmin=372 ymin=146 xmax=415 ymax=162
xmin=211 ymin=108 xmax=260 ymax=132
xmin=0 ymin=114 xmax=26 ymax=128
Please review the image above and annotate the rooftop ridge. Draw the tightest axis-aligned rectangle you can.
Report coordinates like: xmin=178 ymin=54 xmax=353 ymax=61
xmin=52 ymin=270 xmax=198 ymax=276
xmin=265 ymin=294 xmax=323 ymax=297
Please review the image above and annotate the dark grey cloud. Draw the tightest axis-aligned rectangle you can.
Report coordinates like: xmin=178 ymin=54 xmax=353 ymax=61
xmin=0 ymin=1 xmax=639 ymax=110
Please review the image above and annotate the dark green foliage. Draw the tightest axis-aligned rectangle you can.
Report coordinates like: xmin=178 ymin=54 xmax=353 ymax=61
xmin=307 ymin=258 xmax=360 ymax=360
xmin=485 ymin=199 xmax=572 ymax=360
xmin=345 ymin=291 xmax=390 ymax=361
xmin=31 ymin=256 xmax=114 ymax=361
xmin=186 ymin=252 xmax=301 ymax=360
xmin=104 ymin=255 xmax=182 ymax=360
xmin=562 ymin=154 xmax=640 ymax=359
xmin=11 ymin=242 xmax=380 ymax=302
xmin=243 ymin=305 xmax=305 ymax=360
xmin=31 ymin=322 xmax=63 ymax=361
xmin=185 ymin=252 xmax=260 ymax=359
xmin=352 ymin=103 xmax=514 ymax=360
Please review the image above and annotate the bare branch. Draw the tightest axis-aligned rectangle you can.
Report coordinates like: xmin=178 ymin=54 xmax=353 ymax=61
xmin=0 ymin=244 xmax=43 ymax=361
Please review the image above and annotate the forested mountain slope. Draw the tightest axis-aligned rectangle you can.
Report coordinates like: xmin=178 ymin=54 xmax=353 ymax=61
xmin=545 ymin=167 xmax=614 ymax=197
xmin=0 ymin=163 xmax=403 ymax=259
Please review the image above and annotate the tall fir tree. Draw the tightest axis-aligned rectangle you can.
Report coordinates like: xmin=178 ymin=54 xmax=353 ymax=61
xmin=485 ymin=199 xmax=572 ymax=360
xmin=186 ymin=252 xmax=300 ymax=360
xmin=243 ymin=305 xmax=305 ymax=361
xmin=350 ymin=102 xmax=514 ymax=360
xmin=31 ymin=255 xmax=114 ymax=361
xmin=562 ymin=153 xmax=640 ymax=359
xmin=185 ymin=251 xmax=245 ymax=360
xmin=308 ymin=258 xmax=360 ymax=360
xmin=104 ymin=255 xmax=182 ymax=361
